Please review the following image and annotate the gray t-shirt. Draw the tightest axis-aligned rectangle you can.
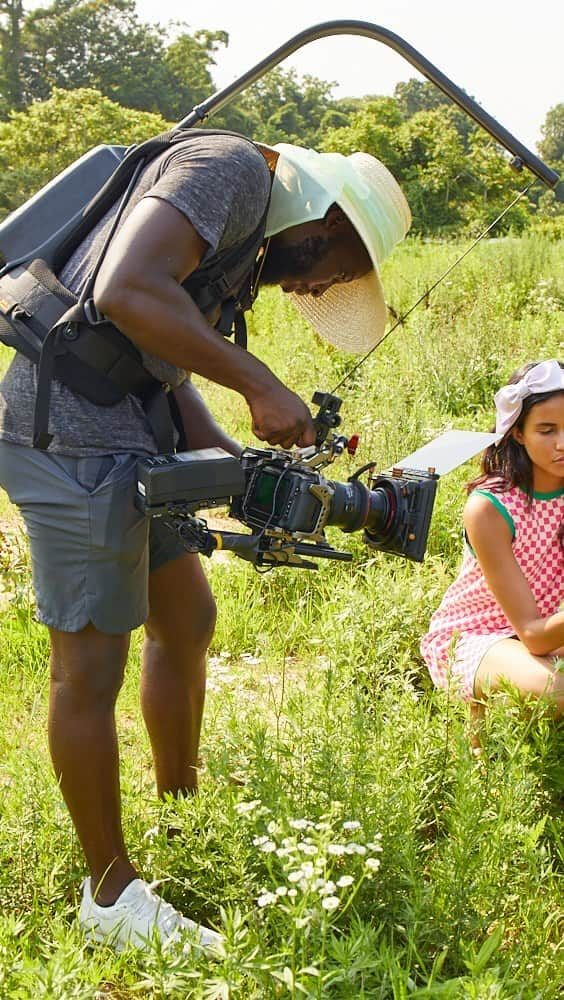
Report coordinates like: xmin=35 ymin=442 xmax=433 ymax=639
xmin=0 ymin=132 xmax=271 ymax=455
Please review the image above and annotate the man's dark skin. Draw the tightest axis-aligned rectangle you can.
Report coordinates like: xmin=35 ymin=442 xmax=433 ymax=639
xmin=48 ymin=192 xmax=371 ymax=905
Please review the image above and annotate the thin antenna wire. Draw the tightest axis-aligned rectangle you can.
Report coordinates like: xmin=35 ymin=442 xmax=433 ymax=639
xmin=331 ymin=181 xmax=534 ymax=395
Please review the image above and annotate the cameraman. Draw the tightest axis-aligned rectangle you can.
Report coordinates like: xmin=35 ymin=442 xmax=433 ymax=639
xmin=0 ymin=133 xmax=410 ymax=950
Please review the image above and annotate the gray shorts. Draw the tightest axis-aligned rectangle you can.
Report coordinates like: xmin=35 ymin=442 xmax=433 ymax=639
xmin=0 ymin=440 xmax=188 ymax=634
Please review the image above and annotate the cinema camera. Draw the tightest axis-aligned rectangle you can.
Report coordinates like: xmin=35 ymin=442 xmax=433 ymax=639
xmin=134 ymin=392 xmax=440 ymax=570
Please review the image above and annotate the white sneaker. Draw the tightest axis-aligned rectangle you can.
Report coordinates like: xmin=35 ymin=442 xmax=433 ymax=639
xmin=79 ymin=877 xmax=223 ymax=953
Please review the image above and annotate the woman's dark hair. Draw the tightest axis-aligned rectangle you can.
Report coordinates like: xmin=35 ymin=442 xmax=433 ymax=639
xmin=467 ymin=360 xmax=564 ymax=499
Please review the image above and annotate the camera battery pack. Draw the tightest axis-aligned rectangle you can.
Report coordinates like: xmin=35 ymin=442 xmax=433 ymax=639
xmin=136 ymin=448 xmax=245 ymax=514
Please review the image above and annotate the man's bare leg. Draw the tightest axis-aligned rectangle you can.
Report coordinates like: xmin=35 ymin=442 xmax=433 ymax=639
xmin=141 ymin=553 xmax=216 ymax=797
xmin=48 ymin=623 xmax=136 ymax=905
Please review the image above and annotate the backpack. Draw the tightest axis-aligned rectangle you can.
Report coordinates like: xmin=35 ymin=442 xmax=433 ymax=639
xmin=0 ymin=128 xmax=270 ymax=449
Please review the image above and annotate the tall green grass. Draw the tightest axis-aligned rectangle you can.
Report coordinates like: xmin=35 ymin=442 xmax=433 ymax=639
xmin=0 ymin=235 xmax=562 ymax=997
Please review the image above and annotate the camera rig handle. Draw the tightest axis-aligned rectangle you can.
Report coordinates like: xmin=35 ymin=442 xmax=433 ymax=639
xmin=165 ymin=512 xmax=352 ymax=570
xmin=312 ymin=391 xmax=343 ymax=446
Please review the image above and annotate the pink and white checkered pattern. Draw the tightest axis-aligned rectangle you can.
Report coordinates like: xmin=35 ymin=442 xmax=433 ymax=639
xmin=420 ymin=484 xmax=564 ymax=700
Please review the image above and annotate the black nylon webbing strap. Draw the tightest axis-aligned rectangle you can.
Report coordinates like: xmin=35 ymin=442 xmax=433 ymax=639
xmin=182 ymin=192 xmax=270 ymax=346
xmin=233 ymin=309 xmax=247 ymax=350
xmin=52 ymin=127 xmax=266 ymax=273
xmin=51 ymin=131 xmax=178 ymax=272
xmin=61 ymin=328 xmax=154 ymax=398
xmin=216 ymin=298 xmax=235 ymax=336
xmin=32 ymin=329 xmax=175 ymax=451
xmin=143 ymin=387 xmax=175 ymax=453
xmin=0 ymin=311 xmax=41 ymax=358
xmin=1 ymin=262 xmax=75 ymax=334
xmin=33 ymin=327 xmax=58 ymax=449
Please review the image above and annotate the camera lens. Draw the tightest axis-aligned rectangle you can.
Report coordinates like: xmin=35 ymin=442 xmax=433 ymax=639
xmin=326 ymin=479 xmax=392 ymax=536
xmin=363 ymin=478 xmax=400 ymax=545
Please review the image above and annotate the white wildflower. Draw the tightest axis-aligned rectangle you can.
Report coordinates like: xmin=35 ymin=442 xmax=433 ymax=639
xmin=275 ymin=886 xmax=288 ymax=896
xmin=327 ymin=844 xmax=346 ymax=856
xmin=297 ymin=842 xmax=318 ymax=856
xmin=234 ymin=799 xmax=261 ymax=815
xmin=319 ymin=881 xmax=336 ymax=896
xmin=321 ymin=896 xmax=340 ymax=911
xmin=260 ymin=840 xmax=277 ymax=853
xmin=288 ymin=889 xmax=298 ymax=898
xmin=257 ymin=891 xmax=277 ymax=908
xmin=343 ymin=820 xmax=362 ymax=831
xmin=289 ymin=819 xmax=309 ymax=830
xmin=253 ymin=835 xmax=269 ymax=846
xmin=336 ymin=875 xmax=354 ymax=888
xmin=365 ymin=857 xmax=381 ymax=871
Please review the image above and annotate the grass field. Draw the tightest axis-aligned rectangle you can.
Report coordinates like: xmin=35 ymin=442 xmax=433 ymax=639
xmin=0 ymin=235 xmax=562 ymax=997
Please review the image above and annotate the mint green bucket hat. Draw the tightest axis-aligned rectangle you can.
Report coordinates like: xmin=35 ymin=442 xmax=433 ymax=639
xmin=268 ymin=144 xmax=411 ymax=354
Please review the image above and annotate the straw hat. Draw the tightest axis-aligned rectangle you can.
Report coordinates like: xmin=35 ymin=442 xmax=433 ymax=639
xmin=267 ymin=144 xmax=411 ymax=354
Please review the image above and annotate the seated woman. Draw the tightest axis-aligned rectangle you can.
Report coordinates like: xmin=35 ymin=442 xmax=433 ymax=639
xmin=421 ymin=359 xmax=564 ymax=727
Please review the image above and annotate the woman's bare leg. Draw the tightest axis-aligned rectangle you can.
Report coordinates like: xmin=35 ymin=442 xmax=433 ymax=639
xmin=474 ymin=637 xmax=564 ymax=716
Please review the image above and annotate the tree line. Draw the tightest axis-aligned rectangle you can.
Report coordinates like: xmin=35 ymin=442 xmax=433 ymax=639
xmin=1 ymin=0 xmax=562 ymax=235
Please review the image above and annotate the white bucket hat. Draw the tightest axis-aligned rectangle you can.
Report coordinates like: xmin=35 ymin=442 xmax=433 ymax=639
xmin=266 ymin=144 xmax=411 ymax=354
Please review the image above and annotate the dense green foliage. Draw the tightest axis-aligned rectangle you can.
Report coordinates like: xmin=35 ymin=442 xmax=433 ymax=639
xmin=0 ymin=236 xmax=562 ymax=995
xmin=0 ymin=1 xmax=562 ymax=235
xmin=0 ymin=87 xmax=167 ymax=220
xmin=0 ymin=0 xmax=224 ymax=116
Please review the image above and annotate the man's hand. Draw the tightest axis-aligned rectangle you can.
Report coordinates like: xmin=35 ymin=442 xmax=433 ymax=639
xmin=247 ymin=383 xmax=316 ymax=449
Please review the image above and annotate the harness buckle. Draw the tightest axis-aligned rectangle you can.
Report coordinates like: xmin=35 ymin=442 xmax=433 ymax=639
xmin=83 ymin=297 xmax=105 ymax=325
xmin=209 ymin=274 xmax=231 ymax=298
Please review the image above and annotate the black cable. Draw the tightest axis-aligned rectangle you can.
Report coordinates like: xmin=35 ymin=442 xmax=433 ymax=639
xmin=330 ymin=181 xmax=535 ymax=396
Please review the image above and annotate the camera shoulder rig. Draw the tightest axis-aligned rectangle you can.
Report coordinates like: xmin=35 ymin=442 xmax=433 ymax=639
xmin=135 ymin=392 xmax=448 ymax=570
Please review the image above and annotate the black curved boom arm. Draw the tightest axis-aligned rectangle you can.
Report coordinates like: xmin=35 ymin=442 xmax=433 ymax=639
xmin=176 ymin=19 xmax=558 ymax=188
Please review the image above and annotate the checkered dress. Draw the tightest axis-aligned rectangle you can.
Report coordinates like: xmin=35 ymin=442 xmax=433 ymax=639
xmin=420 ymin=483 xmax=564 ymax=700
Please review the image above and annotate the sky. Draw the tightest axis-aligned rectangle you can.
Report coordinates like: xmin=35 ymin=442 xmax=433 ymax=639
xmin=134 ymin=0 xmax=563 ymax=155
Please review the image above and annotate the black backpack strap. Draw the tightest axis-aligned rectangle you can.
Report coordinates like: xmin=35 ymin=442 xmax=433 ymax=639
xmin=32 ymin=322 xmax=175 ymax=452
xmin=183 ymin=182 xmax=271 ymax=350
xmin=233 ymin=308 xmax=248 ymax=350
xmin=32 ymin=326 xmax=58 ymax=449
xmin=166 ymin=390 xmax=187 ymax=452
xmin=50 ymin=130 xmax=180 ymax=272
xmin=142 ymin=386 xmax=176 ymax=454
xmin=213 ymin=298 xmax=248 ymax=349
xmin=51 ymin=127 xmax=265 ymax=272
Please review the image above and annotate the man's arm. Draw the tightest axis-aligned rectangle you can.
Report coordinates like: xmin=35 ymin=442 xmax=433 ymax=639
xmin=171 ymin=380 xmax=242 ymax=457
xmin=94 ymin=197 xmax=315 ymax=450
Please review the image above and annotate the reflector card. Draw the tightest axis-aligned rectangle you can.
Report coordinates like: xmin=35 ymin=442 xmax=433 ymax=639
xmin=393 ymin=430 xmax=500 ymax=477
